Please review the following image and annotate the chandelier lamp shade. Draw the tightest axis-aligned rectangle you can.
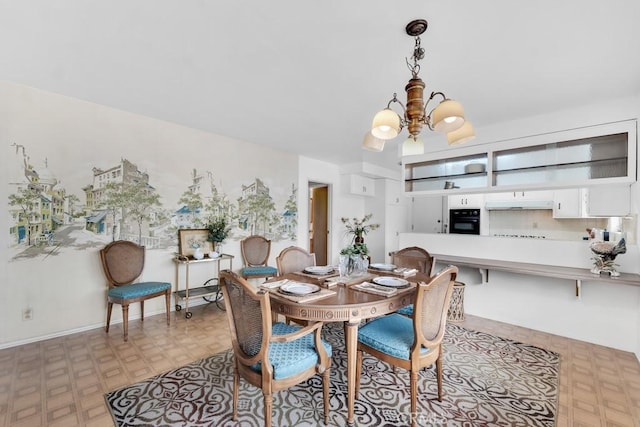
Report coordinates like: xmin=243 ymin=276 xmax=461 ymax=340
xmin=363 ymin=19 xmax=475 ymax=155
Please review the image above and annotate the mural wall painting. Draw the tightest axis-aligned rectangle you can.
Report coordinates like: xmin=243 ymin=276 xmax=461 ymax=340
xmin=7 ymin=143 xmax=297 ymax=261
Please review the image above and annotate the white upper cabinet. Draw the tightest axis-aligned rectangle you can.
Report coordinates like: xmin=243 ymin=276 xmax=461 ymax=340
xmin=553 ymin=189 xmax=585 ymax=218
xmin=448 ymin=194 xmax=484 ymax=209
xmin=586 ymin=185 xmax=631 ymax=217
xmin=343 ymin=174 xmax=375 ymax=197
xmin=403 ymin=120 xmax=636 ymax=196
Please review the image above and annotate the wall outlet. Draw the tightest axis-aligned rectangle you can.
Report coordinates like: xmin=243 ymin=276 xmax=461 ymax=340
xmin=22 ymin=307 xmax=33 ymax=321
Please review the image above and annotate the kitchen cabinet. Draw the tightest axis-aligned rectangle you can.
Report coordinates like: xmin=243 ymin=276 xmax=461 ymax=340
xmin=343 ymin=174 xmax=375 ymax=197
xmin=586 ymin=185 xmax=631 ymax=217
xmin=403 ymin=120 xmax=636 ymax=196
xmin=448 ymin=194 xmax=484 ymax=208
xmin=553 ymin=189 xmax=585 ymax=218
xmin=485 ymin=190 xmax=554 ymax=202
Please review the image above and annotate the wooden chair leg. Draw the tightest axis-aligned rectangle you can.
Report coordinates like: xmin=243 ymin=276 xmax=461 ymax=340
xmin=140 ymin=300 xmax=145 ymax=321
xmin=232 ymin=364 xmax=239 ymax=421
xmin=165 ymin=291 xmax=171 ymax=326
xmin=323 ymin=369 xmax=330 ymax=424
xmin=106 ymin=302 xmax=113 ymax=333
xmin=264 ymin=392 xmax=273 ymax=427
xmin=436 ymin=354 xmax=443 ymax=401
xmin=122 ymin=304 xmax=129 ymax=342
xmin=410 ymin=370 xmax=418 ymax=426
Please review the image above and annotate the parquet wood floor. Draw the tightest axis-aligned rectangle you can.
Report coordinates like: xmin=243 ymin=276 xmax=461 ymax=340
xmin=0 ymin=304 xmax=638 ymax=426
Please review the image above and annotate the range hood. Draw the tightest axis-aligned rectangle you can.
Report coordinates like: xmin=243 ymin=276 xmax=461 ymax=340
xmin=485 ymin=200 xmax=554 ymax=210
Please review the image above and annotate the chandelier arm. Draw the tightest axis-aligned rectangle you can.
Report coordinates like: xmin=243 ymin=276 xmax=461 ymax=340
xmin=386 ymin=93 xmax=407 ymax=128
xmin=424 ymin=91 xmax=448 ymax=130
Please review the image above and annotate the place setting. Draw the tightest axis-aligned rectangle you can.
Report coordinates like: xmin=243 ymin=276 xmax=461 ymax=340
xmin=270 ymin=280 xmax=336 ymax=303
xmin=352 ymin=276 xmax=413 ymax=297
xmin=292 ymin=265 xmax=339 ymax=280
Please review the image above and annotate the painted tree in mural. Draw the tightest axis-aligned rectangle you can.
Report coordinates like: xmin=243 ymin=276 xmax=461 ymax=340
xmin=99 ymin=181 xmax=161 ymax=242
xmin=100 ymin=182 xmax=129 ymax=241
xmin=204 ymin=172 xmax=237 ymax=234
xmin=8 ymin=187 xmax=40 ymax=245
xmin=65 ymin=193 xmax=81 ymax=219
xmin=280 ymin=184 xmax=298 ymax=240
xmin=178 ymin=190 xmax=203 ymax=227
xmin=244 ymin=191 xmax=276 ymax=235
xmin=124 ymin=181 xmax=161 ymax=244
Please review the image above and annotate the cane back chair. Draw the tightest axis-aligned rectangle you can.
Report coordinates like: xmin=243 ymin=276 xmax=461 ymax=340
xmin=276 ymin=246 xmax=316 ymax=275
xmin=99 ymin=240 xmax=171 ymax=342
xmin=240 ymin=235 xmax=278 ymax=281
xmin=219 ymin=270 xmax=332 ymax=426
xmin=355 ymin=265 xmax=458 ymax=426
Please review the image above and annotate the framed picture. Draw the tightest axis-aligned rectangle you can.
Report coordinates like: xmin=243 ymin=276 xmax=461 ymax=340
xmin=178 ymin=229 xmax=213 ymax=258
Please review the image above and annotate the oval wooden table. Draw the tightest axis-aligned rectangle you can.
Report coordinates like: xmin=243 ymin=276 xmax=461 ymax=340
xmin=268 ymin=271 xmax=426 ymax=426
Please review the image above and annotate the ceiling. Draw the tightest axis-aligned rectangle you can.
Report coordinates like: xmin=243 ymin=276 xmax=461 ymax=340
xmin=2 ymin=1 xmax=640 ymax=171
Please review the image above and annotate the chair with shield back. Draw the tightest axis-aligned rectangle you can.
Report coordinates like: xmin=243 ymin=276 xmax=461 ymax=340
xmin=355 ymin=265 xmax=458 ymax=426
xmin=219 ymin=270 xmax=332 ymax=426
xmin=240 ymin=235 xmax=278 ymax=282
xmin=390 ymin=246 xmax=435 ymax=317
xmin=390 ymin=246 xmax=435 ymax=274
xmin=276 ymin=246 xmax=317 ymax=275
xmin=99 ymin=240 xmax=171 ymax=342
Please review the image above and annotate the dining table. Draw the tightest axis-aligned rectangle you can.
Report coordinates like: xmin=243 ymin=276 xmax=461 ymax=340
xmin=266 ymin=268 xmax=427 ymax=426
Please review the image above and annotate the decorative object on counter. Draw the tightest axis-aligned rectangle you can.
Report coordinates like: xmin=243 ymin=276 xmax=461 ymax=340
xmin=192 ymin=246 xmax=205 ymax=260
xmin=178 ymin=228 xmax=212 ymax=258
xmin=590 ymin=238 xmax=626 ymax=277
xmin=341 ymin=213 xmax=379 ymax=244
xmin=207 ymin=216 xmax=231 ymax=253
xmin=363 ymin=18 xmax=475 ymax=156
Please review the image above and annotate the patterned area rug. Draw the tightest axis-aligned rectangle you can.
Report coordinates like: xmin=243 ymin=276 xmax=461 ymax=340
xmin=105 ymin=323 xmax=559 ymax=426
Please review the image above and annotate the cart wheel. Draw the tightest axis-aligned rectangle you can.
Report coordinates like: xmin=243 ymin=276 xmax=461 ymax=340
xmin=185 ymin=311 xmax=193 ymax=319
xmin=216 ymin=292 xmax=226 ymax=311
xmin=175 ymin=304 xmax=182 ymax=311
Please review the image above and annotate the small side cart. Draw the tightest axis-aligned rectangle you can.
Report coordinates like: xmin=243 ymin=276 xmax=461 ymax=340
xmin=172 ymin=254 xmax=234 ymax=318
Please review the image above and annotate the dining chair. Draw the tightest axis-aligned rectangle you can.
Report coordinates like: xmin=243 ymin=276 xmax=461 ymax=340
xmin=355 ymin=265 xmax=458 ymax=425
xmin=240 ymin=235 xmax=278 ymax=281
xmin=219 ymin=270 xmax=332 ymax=426
xmin=99 ymin=240 xmax=171 ymax=342
xmin=276 ymin=246 xmax=317 ymax=275
xmin=390 ymin=246 xmax=435 ymax=274
xmin=390 ymin=246 xmax=435 ymax=316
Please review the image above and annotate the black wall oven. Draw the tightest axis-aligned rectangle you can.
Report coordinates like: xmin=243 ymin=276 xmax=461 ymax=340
xmin=449 ymin=209 xmax=481 ymax=235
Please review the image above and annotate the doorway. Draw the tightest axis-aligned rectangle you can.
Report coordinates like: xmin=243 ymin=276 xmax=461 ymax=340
xmin=309 ymin=182 xmax=329 ymax=266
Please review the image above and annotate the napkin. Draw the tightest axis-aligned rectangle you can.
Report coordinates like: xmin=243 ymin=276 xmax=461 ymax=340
xmin=261 ymin=279 xmax=289 ymax=289
xmin=352 ymin=281 xmax=398 ymax=297
xmin=393 ymin=268 xmax=418 ymax=278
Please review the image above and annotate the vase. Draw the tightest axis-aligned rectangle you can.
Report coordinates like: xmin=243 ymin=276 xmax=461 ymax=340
xmin=193 ymin=247 xmax=204 ymax=260
xmin=355 ymin=235 xmax=364 ymax=244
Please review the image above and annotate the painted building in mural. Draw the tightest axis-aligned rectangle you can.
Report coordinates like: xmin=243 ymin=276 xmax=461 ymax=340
xmin=82 ymin=158 xmax=162 ymax=244
xmin=8 ymin=144 xmax=71 ymax=246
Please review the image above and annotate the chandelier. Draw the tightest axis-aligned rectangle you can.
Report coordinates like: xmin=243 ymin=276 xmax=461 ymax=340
xmin=362 ymin=19 xmax=475 ymax=155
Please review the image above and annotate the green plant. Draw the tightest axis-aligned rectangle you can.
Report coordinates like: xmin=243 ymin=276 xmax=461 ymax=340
xmin=207 ymin=216 xmax=231 ymax=244
xmin=341 ymin=213 xmax=379 ymax=242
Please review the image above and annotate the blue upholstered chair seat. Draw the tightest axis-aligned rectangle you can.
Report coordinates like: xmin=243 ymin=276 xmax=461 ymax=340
xmin=251 ymin=323 xmax=332 ymax=380
xmin=108 ymin=281 xmax=171 ymax=299
xmin=358 ymin=313 xmax=428 ymax=360
xmin=241 ymin=266 xmax=278 ymax=277
xmin=396 ymin=304 xmax=414 ymax=316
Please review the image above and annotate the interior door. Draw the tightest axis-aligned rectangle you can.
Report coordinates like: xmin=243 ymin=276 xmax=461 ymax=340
xmin=309 ymin=184 xmax=329 ymax=265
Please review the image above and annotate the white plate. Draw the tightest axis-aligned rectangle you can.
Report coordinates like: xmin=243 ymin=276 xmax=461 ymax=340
xmin=370 ymin=263 xmax=396 ymax=271
xmin=304 ymin=266 xmax=334 ymax=275
xmin=372 ymin=276 xmax=410 ymax=288
xmin=279 ymin=282 xmax=321 ymax=295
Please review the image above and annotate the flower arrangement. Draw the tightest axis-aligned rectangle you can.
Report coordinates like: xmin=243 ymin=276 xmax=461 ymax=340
xmin=341 ymin=213 xmax=380 ymax=243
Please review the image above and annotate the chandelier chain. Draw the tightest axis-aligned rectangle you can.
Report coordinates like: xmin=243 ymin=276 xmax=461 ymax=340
xmin=406 ymin=36 xmax=425 ymax=78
